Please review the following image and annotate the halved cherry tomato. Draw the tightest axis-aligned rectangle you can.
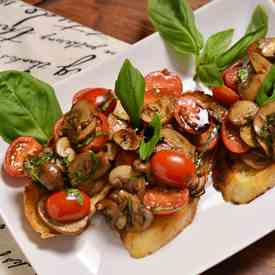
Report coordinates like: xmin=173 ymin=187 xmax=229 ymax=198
xmin=4 ymin=136 xmax=42 ymax=177
xmin=223 ymin=60 xmax=242 ymax=91
xmin=174 ymin=95 xmax=210 ymax=134
xmin=150 ymin=150 xmax=195 ymax=189
xmin=212 ymin=86 xmax=240 ymax=106
xmin=195 ymin=121 xmax=219 ymax=152
xmin=143 ymin=188 xmax=190 ymax=216
xmin=73 ymin=88 xmax=116 ymax=115
xmin=144 ymin=69 xmax=182 ymax=104
xmin=221 ymin=119 xmax=250 ymax=154
xmin=46 ymin=190 xmax=91 ymax=222
xmin=80 ymin=112 xmax=109 ymax=152
xmin=53 ymin=115 xmax=65 ymax=141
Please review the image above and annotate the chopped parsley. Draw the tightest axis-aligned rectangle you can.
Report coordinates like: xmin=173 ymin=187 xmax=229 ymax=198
xmin=238 ymin=68 xmax=249 ymax=83
xmin=66 ymin=188 xmax=84 ymax=206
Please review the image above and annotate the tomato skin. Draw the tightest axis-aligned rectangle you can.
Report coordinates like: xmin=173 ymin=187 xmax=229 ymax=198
xmin=4 ymin=137 xmax=42 ymax=177
xmin=212 ymin=86 xmax=240 ymax=106
xmin=221 ymin=120 xmax=250 ymax=154
xmin=72 ymin=88 xmax=116 ymax=115
xmin=143 ymin=188 xmax=190 ymax=216
xmin=80 ymin=112 xmax=109 ymax=152
xmin=144 ymin=69 xmax=182 ymax=104
xmin=46 ymin=190 xmax=90 ymax=222
xmin=223 ymin=60 xmax=242 ymax=91
xmin=150 ymin=150 xmax=195 ymax=189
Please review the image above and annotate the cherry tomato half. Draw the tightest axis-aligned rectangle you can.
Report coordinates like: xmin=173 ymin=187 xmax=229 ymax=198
xmin=223 ymin=60 xmax=242 ymax=91
xmin=212 ymin=86 xmax=240 ymax=106
xmin=80 ymin=112 xmax=109 ymax=152
xmin=143 ymin=188 xmax=190 ymax=216
xmin=4 ymin=136 xmax=43 ymax=177
xmin=46 ymin=190 xmax=91 ymax=222
xmin=150 ymin=150 xmax=196 ymax=189
xmin=174 ymin=95 xmax=210 ymax=135
xmin=221 ymin=119 xmax=250 ymax=154
xmin=73 ymin=88 xmax=116 ymax=115
xmin=144 ymin=69 xmax=183 ymax=104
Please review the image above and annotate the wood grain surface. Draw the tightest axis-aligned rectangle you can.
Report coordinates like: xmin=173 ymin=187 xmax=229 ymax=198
xmin=23 ymin=0 xmax=275 ymax=274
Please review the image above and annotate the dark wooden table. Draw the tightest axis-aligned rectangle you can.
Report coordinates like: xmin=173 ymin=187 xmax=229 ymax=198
xmin=24 ymin=0 xmax=275 ymax=274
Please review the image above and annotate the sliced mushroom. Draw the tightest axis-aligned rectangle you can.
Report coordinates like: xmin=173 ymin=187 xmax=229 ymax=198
xmin=156 ymin=128 xmax=195 ymax=160
xmin=141 ymin=96 xmax=174 ymax=124
xmin=254 ymin=102 xmax=275 ymax=157
xmin=38 ymin=198 xmax=90 ymax=235
xmin=107 ymin=113 xmax=128 ymax=137
xmin=68 ymin=151 xmax=111 ymax=186
xmin=39 ymin=162 xmax=64 ymax=191
xmin=133 ymin=159 xmax=151 ymax=174
xmin=56 ymin=137 xmax=76 ymax=162
xmin=113 ymin=129 xmax=140 ymax=151
xmin=101 ymin=142 xmax=118 ymax=161
xmin=249 ymin=52 xmax=272 ymax=74
xmin=239 ymin=73 xmax=266 ymax=101
xmin=240 ymin=125 xmax=257 ymax=148
xmin=113 ymin=100 xmax=129 ymax=121
xmin=228 ymin=100 xmax=258 ymax=127
xmin=259 ymin=37 xmax=275 ymax=59
xmin=109 ymin=165 xmax=139 ymax=188
xmin=241 ymin=150 xmax=270 ymax=170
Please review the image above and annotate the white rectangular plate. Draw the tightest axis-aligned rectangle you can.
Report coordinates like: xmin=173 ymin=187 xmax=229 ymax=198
xmin=1 ymin=0 xmax=275 ymax=274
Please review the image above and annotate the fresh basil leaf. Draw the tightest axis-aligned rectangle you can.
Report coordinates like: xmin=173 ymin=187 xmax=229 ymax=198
xmin=0 ymin=71 xmax=62 ymax=144
xmin=139 ymin=114 xmax=161 ymax=161
xmin=67 ymin=189 xmax=84 ymax=206
xmin=115 ymin=59 xmax=145 ymax=129
xmin=148 ymin=0 xmax=203 ymax=55
xmin=217 ymin=26 xmax=265 ymax=70
xmin=200 ymin=29 xmax=234 ymax=64
xmin=197 ymin=63 xmax=223 ymax=87
xmin=246 ymin=5 xmax=268 ymax=40
xmin=256 ymin=65 xmax=275 ymax=106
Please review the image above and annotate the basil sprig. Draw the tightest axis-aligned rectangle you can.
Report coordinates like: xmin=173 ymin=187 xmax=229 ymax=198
xmin=148 ymin=0 xmax=203 ymax=55
xmin=256 ymin=65 xmax=275 ymax=106
xmin=149 ymin=1 xmax=268 ymax=87
xmin=139 ymin=114 xmax=161 ymax=161
xmin=0 ymin=71 xmax=62 ymax=144
xmin=115 ymin=59 xmax=145 ymax=129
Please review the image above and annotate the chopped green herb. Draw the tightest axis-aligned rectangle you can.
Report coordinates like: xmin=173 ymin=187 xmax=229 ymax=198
xmin=66 ymin=188 xmax=84 ymax=206
xmin=238 ymin=68 xmax=249 ymax=83
xmin=90 ymin=151 xmax=100 ymax=176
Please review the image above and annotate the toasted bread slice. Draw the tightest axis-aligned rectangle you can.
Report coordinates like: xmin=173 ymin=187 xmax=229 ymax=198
xmin=24 ymin=183 xmax=58 ymax=239
xmin=213 ymin=155 xmax=275 ymax=204
xmin=120 ymin=199 xmax=198 ymax=258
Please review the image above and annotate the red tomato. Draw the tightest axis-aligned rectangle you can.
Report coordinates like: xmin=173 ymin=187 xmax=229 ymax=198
xmin=4 ymin=137 xmax=42 ymax=177
xmin=53 ymin=115 xmax=65 ymax=141
xmin=46 ymin=190 xmax=91 ymax=222
xmin=143 ymin=188 xmax=190 ymax=216
xmin=223 ymin=60 xmax=242 ymax=91
xmin=174 ymin=95 xmax=210 ymax=134
xmin=212 ymin=86 xmax=240 ymax=106
xmin=195 ymin=121 xmax=219 ymax=152
xmin=150 ymin=150 xmax=195 ymax=189
xmin=73 ymin=88 xmax=116 ymax=114
xmin=144 ymin=69 xmax=183 ymax=104
xmin=80 ymin=113 xmax=109 ymax=152
xmin=221 ymin=120 xmax=250 ymax=154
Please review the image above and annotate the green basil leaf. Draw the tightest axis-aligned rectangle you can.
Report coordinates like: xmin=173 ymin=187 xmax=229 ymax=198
xmin=217 ymin=26 xmax=265 ymax=70
xmin=0 ymin=71 xmax=62 ymax=144
xmin=256 ymin=65 xmax=275 ymax=106
xmin=115 ymin=59 xmax=145 ymax=129
xmin=67 ymin=189 xmax=84 ymax=206
xmin=200 ymin=29 xmax=234 ymax=64
xmin=148 ymin=0 xmax=203 ymax=55
xmin=197 ymin=63 xmax=224 ymax=87
xmin=246 ymin=5 xmax=268 ymax=40
xmin=139 ymin=114 xmax=161 ymax=161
